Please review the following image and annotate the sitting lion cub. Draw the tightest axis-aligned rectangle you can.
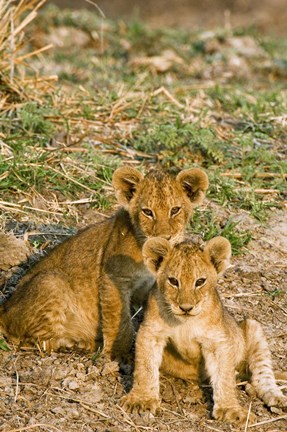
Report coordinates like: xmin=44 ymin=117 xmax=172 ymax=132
xmin=122 ymin=236 xmax=287 ymax=424
xmin=0 ymin=167 xmax=208 ymax=360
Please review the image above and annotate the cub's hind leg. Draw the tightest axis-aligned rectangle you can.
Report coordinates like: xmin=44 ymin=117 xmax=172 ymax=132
xmin=1 ymin=271 xmax=96 ymax=351
xmin=242 ymin=318 xmax=287 ymax=408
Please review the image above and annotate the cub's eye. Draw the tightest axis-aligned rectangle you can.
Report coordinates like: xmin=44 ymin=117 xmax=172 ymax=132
xmin=195 ymin=278 xmax=206 ymax=288
xmin=170 ymin=206 xmax=181 ymax=217
xmin=168 ymin=277 xmax=179 ymax=287
xmin=142 ymin=208 xmax=153 ymax=218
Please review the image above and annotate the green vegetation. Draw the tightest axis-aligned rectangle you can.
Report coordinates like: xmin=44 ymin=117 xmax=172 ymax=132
xmin=190 ymin=208 xmax=252 ymax=255
xmin=0 ymin=339 xmax=10 ymax=351
xmin=1 ymin=3 xmax=286 ymax=253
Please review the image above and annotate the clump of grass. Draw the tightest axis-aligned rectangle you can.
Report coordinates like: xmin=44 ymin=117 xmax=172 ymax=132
xmin=0 ymin=0 xmax=54 ymax=105
xmin=132 ymin=121 xmax=225 ymax=166
xmin=190 ymin=208 xmax=252 ymax=255
xmin=18 ymin=102 xmax=54 ymax=135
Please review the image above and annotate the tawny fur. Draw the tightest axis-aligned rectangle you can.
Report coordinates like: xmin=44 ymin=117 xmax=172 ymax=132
xmin=0 ymin=167 xmax=208 ymax=359
xmin=121 ymin=236 xmax=287 ymax=424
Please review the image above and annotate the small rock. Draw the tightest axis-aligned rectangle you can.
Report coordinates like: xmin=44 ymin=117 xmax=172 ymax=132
xmin=51 ymin=406 xmax=65 ymax=416
xmin=62 ymin=377 xmax=80 ymax=390
xmin=68 ymin=380 xmax=80 ymax=391
xmin=66 ymin=408 xmax=80 ymax=419
xmin=53 ymin=367 xmax=68 ymax=381
xmin=0 ymin=377 xmax=12 ymax=387
xmin=76 ymin=372 xmax=86 ymax=380
xmin=83 ymin=383 xmax=102 ymax=404
xmin=86 ymin=365 xmax=100 ymax=379
xmin=270 ymin=406 xmax=282 ymax=414
xmin=0 ymin=233 xmax=30 ymax=270
xmin=101 ymin=361 xmax=119 ymax=376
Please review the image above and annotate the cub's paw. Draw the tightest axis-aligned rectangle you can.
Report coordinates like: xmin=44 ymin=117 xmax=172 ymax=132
xmin=213 ymin=405 xmax=256 ymax=426
xmin=263 ymin=392 xmax=287 ymax=409
xmin=121 ymin=393 xmax=160 ymax=415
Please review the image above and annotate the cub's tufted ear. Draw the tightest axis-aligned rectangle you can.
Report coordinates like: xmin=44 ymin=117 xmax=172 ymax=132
xmin=205 ymin=236 xmax=231 ymax=275
xmin=176 ymin=168 xmax=209 ymax=206
xmin=143 ymin=237 xmax=172 ymax=275
xmin=112 ymin=167 xmax=143 ymax=206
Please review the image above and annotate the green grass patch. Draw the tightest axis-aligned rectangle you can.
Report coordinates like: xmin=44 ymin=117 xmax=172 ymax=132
xmin=190 ymin=208 xmax=252 ymax=255
xmin=0 ymin=339 xmax=10 ymax=351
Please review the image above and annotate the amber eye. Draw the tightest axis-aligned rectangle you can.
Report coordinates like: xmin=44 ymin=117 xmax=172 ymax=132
xmin=195 ymin=278 xmax=206 ymax=288
xmin=170 ymin=206 xmax=181 ymax=217
xmin=168 ymin=277 xmax=179 ymax=287
xmin=142 ymin=208 xmax=153 ymax=218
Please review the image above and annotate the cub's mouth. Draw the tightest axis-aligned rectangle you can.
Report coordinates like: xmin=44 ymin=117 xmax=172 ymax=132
xmin=174 ymin=306 xmax=201 ymax=317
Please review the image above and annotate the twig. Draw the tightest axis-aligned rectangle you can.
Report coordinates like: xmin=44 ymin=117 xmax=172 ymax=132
xmin=248 ymin=414 xmax=287 ymax=427
xmin=168 ymin=379 xmax=184 ymax=415
xmin=16 ymin=44 xmax=53 ymax=61
xmin=253 ymin=188 xmax=279 ymax=194
xmin=0 ymin=200 xmax=63 ymax=216
xmin=116 ymin=404 xmax=153 ymax=430
xmin=49 ymin=166 xmax=95 ymax=193
xmin=244 ymin=401 xmax=252 ymax=432
xmin=6 ymin=424 xmax=62 ymax=432
xmin=131 ymin=306 xmax=143 ymax=320
xmin=236 ymin=188 xmax=279 ymax=194
xmin=84 ymin=0 xmax=105 ymax=54
xmin=222 ymin=291 xmax=262 ymax=298
xmin=10 ymin=6 xmax=15 ymax=83
xmin=14 ymin=365 xmax=20 ymax=403
xmin=221 ymin=172 xmax=287 ymax=180
xmin=205 ymin=425 xmax=225 ymax=432
xmin=153 ymin=86 xmax=184 ymax=108
xmin=79 ymin=403 xmax=110 ymax=419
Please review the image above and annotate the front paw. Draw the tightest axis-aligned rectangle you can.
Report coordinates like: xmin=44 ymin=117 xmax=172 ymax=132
xmin=121 ymin=392 xmax=160 ymax=415
xmin=213 ymin=405 xmax=256 ymax=425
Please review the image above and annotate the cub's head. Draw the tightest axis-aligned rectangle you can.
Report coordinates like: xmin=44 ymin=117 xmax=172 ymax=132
xmin=142 ymin=236 xmax=231 ymax=318
xmin=112 ymin=166 xmax=208 ymax=243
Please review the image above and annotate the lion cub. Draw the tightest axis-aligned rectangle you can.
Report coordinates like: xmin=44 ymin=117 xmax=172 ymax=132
xmin=0 ymin=167 xmax=208 ymax=359
xmin=122 ymin=236 xmax=287 ymax=424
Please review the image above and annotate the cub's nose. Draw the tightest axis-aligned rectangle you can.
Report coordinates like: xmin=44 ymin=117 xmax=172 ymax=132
xmin=179 ymin=304 xmax=194 ymax=313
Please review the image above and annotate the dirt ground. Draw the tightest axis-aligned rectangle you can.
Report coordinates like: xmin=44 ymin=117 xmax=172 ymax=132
xmin=0 ymin=202 xmax=286 ymax=432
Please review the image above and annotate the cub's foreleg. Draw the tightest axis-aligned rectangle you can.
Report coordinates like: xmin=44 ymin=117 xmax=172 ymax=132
xmin=100 ymin=275 xmax=134 ymax=360
xmin=203 ymin=341 xmax=256 ymax=425
xmin=121 ymin=322 xmax=167 ymax=414
xmin=242 ymin=318 xmax=287 ymax=408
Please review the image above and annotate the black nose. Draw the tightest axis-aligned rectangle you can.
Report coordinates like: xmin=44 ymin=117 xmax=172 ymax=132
xmin=179 ymin=304 xmax=193 ymax=313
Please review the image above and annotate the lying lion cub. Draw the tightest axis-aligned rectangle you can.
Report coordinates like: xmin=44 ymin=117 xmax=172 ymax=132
xmin=122 ymin=236 xmax=287 ymax=424
xmin=0 ymin=166 xmax=208 ymax=359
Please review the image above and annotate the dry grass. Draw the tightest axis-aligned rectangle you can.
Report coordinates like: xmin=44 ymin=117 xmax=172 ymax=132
xmin=0 ymin=0 xmax=56 ymax=109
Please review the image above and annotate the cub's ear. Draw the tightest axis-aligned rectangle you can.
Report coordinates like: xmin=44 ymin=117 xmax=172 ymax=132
xmin=205 ymin=236 xmax=231 ymax=275
xmin=112 ymin=167 xmax=143 ymax=206
xmin=143 ymin=237 xmax=172 ymax=275
xmin=176 ymin=168 xmax=209 ymax=206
